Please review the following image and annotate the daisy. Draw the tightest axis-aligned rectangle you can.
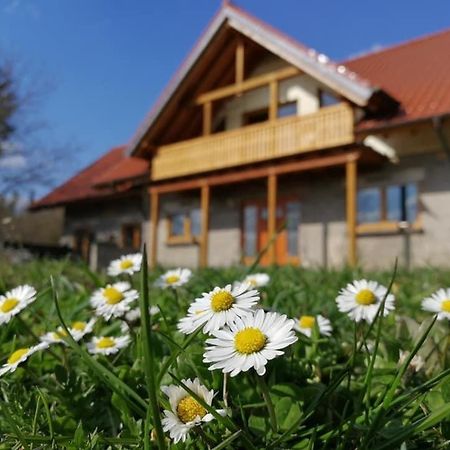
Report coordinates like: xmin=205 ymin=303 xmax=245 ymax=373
xmin=336 ymin=279 xmax=395 ymax=324
xmin=0 ymin=285 xmax=37 ymax=325
xmin=90 ymin=282 xmax=139 ymax=320
xmin=399 ymin=350 xmax=425 ymax=373
xmin=86 ymin=335 xmax=130 ymax=355
xmin=40 ymin=319 xmax=96 ymax=345
xmin=120 ymin=306 xmax=160 ymax=333
xmin=243 ymin=273 xmax=270 ymax=288
xmin=0 ymin=342 xmax=49 ymax=376
xmin=178 ymin=283 xmax=259 ymax=335
xmin=107 ymin=253 xmax=142 ymax=276
xmin=156 ymin=268 xmax=192 ymax=288
xmin=422 ymin=288 xmax=450 ymax=320
xmin=294 ymin=314 xmax=332 ymax=337
xmin=161 ymin=378 xmax=225 ymax=444
xmin=203 ymin=309 xmax=297 ymax=377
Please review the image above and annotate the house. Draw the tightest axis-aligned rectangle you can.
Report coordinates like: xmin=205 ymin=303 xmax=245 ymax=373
xmin=32 ymin=3 xmax=450 ymax=269
xmin=30 ymin=145 xmax=149 ymax=268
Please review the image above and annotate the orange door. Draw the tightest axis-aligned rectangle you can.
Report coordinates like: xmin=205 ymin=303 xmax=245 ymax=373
xmin=242 ymin=198 xmax=301 ymax=266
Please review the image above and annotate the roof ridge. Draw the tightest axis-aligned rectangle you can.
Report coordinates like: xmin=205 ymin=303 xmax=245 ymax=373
xmin=343 ymin=27 xmax=450 ymax=63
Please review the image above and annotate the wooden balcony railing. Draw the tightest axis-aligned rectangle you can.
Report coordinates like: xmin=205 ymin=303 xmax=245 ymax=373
xmin=152 ymin=103 xmax=355 ymax=181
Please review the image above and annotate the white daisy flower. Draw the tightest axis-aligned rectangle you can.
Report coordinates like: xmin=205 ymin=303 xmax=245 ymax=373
xmin=422 ymin=288 xmax=450 ymax=320
xmin=40 ymin=319 xmax=96 ymax=345
xmin=0 ymin=285 xmax=37 ymax=325
xmin=107 ymin=253 xmax=142 ymax=276
xmin=0 ymin=342 xmax=49 ymax=376
xmin=90 ymin=282 xmax=139 ymax=321
xmin=178 ymin=283 xmax=259 ymax=335
xmin=86 ymin=335 xmax=130 ymax=355
xmin=161 ymin=378 xmax=225 ymax=444
xmin=120 ymin=306 xmax=160 ymax=333
xmin=156 ymin=268 xmax=192 ymax=288
xmin=243 ymin=273 xmax=270 ymax=288
xmin=336 ymin=279 xmax=395 ymax=324
xmin=203 ymin=309 xmax=297 ymax=377
xmin=294 ymin=314 xmax=332 ymax=337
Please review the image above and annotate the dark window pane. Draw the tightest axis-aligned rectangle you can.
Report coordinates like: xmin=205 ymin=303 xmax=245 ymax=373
xmin=277 ymin=102 xmax=297 ymax=118
xmin=405 ymin=183 xmax=418 ymax=222
xmin=286 ymin=201 xmax=301 ymax=256
xmin=170 ymin=213 xmax=184 ymax=236
xmin=190 ymin=209 xmax=201 ymax=236
xmin=357 ymin=188 xmax=381 ymax=223
xmin=319 ymin=90 xmax=340 ymax=107
xmin=243 ymin=108 xmax=269 ymax=125
xmin=386 ymin=185 xmax=402 ymax=221
xmin=244 ymin=205 xmax=258 ymax=257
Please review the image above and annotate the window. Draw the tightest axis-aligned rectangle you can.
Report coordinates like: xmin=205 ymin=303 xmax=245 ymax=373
xmin=357 ymin=183 xmax=419 ymax=231
xmin=286 ymin=201 xmax=301 ymax=257
xmin=319 ymin=89 xmax=341 ymax=107
xmin=242 ymin=108 xmax=269 ymax=126
xmin=121 ymin=223 xmax=141 ymax=250
xmin=167 ymin=209 xmax=201 ymax=244
xmin=243 ymin=205 xmax=258 ymax=257
xmin=277 ymin=101 xmax=297 ymax=118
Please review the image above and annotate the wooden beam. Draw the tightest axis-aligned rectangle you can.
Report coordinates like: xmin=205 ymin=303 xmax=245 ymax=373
xmin=269 ymin=80 xmax=278 ymax=121
xmin=199 ymin=184 xmax=210 ymax=267
xmin=150 ymin=151 xmax=361 ymax=194
xmin=150 ymin=190 xmax=159 ymax=268
xmin=196 ymin=66 xmax=300 ymax=105
xmin=267 ymin=173 xmax=277 ymax=264
xmin=346 ymin=156 xmax=357 ymax=267
xmin=235 ymin=39 xmax=245 ymax=85
xmin=203 ymin=102 xmax=212 ymax=135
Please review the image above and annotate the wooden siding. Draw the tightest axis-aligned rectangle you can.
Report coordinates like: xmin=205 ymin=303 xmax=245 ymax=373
xmin=152 ymin=103 xmax=354 ymax=180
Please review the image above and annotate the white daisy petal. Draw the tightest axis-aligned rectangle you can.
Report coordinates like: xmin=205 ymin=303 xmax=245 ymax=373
xmin=422 ymin=288 xmax=450 ymax=320
xmin=155 ymin=268 xmax=192 ymax=289
xmin=0 ymin=285 xmax=37 ymax=325
xmin=86 ymin=335 xmax=130 ymax=355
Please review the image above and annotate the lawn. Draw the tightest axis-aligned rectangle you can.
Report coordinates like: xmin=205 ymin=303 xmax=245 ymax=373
xmin=0 ymin=255 xmax=449 ymax=449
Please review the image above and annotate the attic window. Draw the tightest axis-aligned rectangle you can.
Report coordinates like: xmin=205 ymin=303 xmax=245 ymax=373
xmin=319 ymin=89 xmax=341 ymax=107
xmin=277 ymin=101 xmax=297 ymax=118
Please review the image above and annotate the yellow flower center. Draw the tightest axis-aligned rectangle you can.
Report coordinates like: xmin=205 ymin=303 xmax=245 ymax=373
xmin=166 ymin=275 xmax=180 ymax=285
xmin=441 ymin=299 xmax=450 ymax=312
xmin=355 ymin=289 xmax=376 ymax=305
xmin=53 ymin=329 xmax=68 ymax=339
xmin=235 ymin=327 xmax=267 ymax=354
xmin=1 ymin=298 xmax=19 ymax=313
xmin=103 ymin=287 xmax=124 ymax=305
xmin=7 ymin=348 xmax=29 ymax=365
xmin=211 ymin=291 xmax=234 ymax=312
xmin=71 ymin=321 xmax=86 ymax=331
xmin=96 ymin=337 xmax=115 ymax=349
xmin=120 ymin=259 xmax=133 ymax=270
xmin=176 ymin=396 xmax=206 ymax=423
xmin=299 ymin=315 xmax=315 ymax=329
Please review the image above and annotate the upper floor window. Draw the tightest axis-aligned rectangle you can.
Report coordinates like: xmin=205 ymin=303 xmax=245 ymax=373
xmin=357 ymin=183 xmax=418 ymax=225
xmin=277 ymin=101 xmax=297 ymax=118
xmin=242 ymin=108 xmax=269 ymax=126
xmin=319 ymin=89 xmax=341 ymax=107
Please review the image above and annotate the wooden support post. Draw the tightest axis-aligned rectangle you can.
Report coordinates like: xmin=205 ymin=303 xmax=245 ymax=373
xmin=267 ymin=173 xmax=277 ymax=265
xmin=346 ymin=157 xmax=357 ymax=266
xmin=235 ymin=39 xmax=244 ymax=86
xmin=269 ymin=80 xmax=278 ymax=121
xmin=203 ymin=101 xmax=212 ymax=135
xmin=200 ymin=184 xmax=210 ymax=268
xmin=150 ymin=190 xmax=159 ymax=268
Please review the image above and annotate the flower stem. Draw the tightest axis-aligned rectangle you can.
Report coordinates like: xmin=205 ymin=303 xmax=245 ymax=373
xmin=256 ymin=374 xmax=277 ymax=433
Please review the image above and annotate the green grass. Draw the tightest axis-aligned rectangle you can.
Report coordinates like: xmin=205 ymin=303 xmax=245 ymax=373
xmin=0 ymin=256 xmax=450 ymax=449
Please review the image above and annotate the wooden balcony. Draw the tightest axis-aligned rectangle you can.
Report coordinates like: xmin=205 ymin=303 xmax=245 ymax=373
xmin=152 ymin=103 xmax=355 ymax=181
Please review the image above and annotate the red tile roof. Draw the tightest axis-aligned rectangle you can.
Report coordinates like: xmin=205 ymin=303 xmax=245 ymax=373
xmin=31 ymin=146 xmax=148 ymax=209
xmin=344 ymin=28 xmax=450 ymax=129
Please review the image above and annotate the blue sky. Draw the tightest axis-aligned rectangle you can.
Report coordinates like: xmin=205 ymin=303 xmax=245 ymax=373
xmin=1 ymin=0 xmax=450 ymax=196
